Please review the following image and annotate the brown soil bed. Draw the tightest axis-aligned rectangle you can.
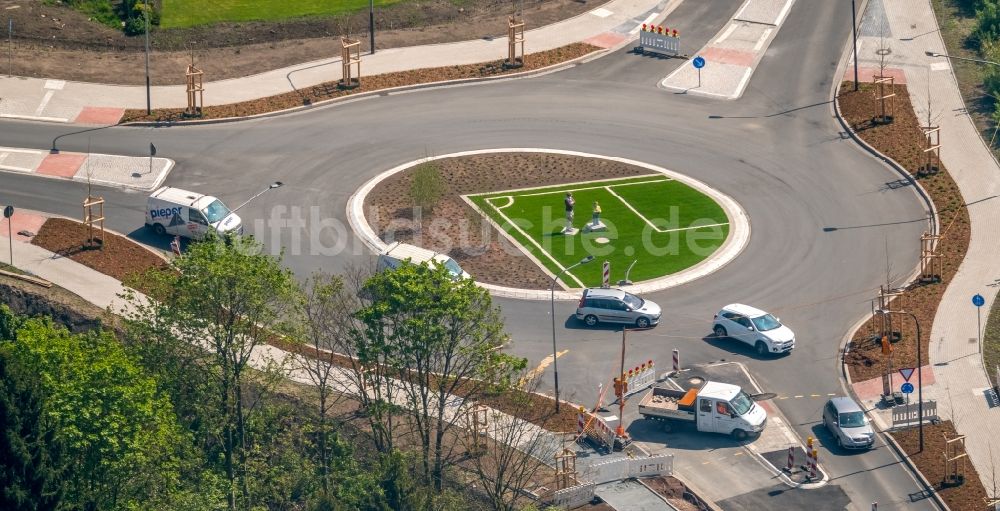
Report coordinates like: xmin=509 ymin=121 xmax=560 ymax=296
xmin=30 ymin=218 xmax=169 ymax=291
xmin=120 ymin=42 xmax=600 ymax=123
xmin=3 ymin=0 xmax=595 ymax=84
xmin=888 ymin=421 xmax=989 ymax=511
xmin=363 ymin=152 xmax=652 ymax=289
xmin=640 ymin=476 xmax=705 ymax=511
xmin=837 ymin=82 xmax=971 ymax=383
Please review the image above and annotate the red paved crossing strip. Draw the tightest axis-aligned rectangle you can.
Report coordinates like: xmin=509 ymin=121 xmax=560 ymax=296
xmin=74 ymin=107 xmax=126 ymax=125
xmin=36 ymin=153 xmax=87 ymax=178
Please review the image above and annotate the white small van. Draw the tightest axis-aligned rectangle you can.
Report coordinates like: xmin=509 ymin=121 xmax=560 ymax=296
xmin=146 ymin=186 xmax=242 ymax=240
xmin=377 ymin=242 xmax=470 ymax=281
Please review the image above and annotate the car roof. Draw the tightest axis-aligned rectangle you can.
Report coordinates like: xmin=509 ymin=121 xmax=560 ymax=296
xmin=584 ymin=287 xmax=628 ymax=299
xmin=721 ymin=303 xmax=768 ymax=317
xmin=828 ymin=396 xmax=863 ymax=413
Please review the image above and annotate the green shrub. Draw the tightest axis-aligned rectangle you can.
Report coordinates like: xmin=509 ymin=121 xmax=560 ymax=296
xmin=975 ymin=0 xmax=1000 ymax=47
xmin=409 ymin=163 xmax=446 ymax=214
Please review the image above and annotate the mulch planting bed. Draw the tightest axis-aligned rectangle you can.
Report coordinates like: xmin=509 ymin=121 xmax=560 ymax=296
xmin=364 ymin=152 xmax=652 ymax=289
xmin=30 ymin=218 xmax=169 ymax=289
xmin=121 ymin=42 xmax=600 ymax=123
xmin=837 ymin=82 xmax=971 ymax=383
xmin=889 ymin=421 xmax=989 ymax=511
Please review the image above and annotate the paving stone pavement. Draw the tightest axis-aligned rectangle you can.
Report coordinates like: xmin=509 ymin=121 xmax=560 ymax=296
xmin=0 ymin=145 xmax=173 ymax=191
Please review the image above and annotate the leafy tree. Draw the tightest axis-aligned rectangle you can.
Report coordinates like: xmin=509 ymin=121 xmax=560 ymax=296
xmin=294 ymin=272 xmax=355 ymax=496
xmin=0 ymin=344 xmax=66 ymax=511
xmin=355 ymin=262 xmax=524 ymax=491
xmin=2 ymin=317 xmax=184 ymax=511
xmin=122 ymin=234 xmax=297 ymax=511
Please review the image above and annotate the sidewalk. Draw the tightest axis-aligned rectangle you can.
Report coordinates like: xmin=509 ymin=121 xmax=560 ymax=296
xmin=0 ymin=0 xmax=672 ymax=124
xmin=852 ymin=0 xmax=1000 ymax=491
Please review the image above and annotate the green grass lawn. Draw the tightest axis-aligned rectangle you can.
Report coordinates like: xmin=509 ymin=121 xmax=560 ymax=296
xmin=983 ymin=288 xmax=1000 ymax=389
xmin=160 ymin=0 xmax=410 ymax=28
xmin=467 ymin=175 xmax=729 ymax=288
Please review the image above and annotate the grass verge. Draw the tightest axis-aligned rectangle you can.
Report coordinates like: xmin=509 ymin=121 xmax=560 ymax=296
xmin=121 ymin=42 xmax=601 ymax=122
xmin=889 ymin=421 xmax=991 ymax=511
xmin=161 ymin=0 xmax=411 ymax=28
xmin=837 ymin=82 xmax=971 ymax=383
xmin=982 ymin=288 xmax=1000 ymax=389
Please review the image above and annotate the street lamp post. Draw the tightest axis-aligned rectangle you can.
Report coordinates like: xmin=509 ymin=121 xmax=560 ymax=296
xmin=851 ymin=0 xmax=859 ymax=91
xmin=926 ymin=51 xmax=1000 ymax=67
xmin=877 ymin=309 xmax=923 ymax=451
xmin=369 ymin=0 xmax=375 ymax=55
xmin=232 ymin=181 xmax=283 ymax=213
xmin=550 ymin=255 xmax=594 ymax=412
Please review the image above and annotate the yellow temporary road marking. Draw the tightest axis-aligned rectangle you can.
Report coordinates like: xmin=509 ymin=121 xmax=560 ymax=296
xmin=521 ymin=350 xmax=569 ymax=387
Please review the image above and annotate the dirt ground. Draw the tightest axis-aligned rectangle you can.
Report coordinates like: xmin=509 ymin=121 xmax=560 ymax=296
xmin=120 ymin=42 xmax=599 ymax=122
xmin=888 ymin=421 xmax=989 ymax=511
xmin=363 ymin=152 xmax=651 ymax=289
xmin=837 ymin=82 xmax=971 ymax=383
xmin=1 ymin=0 xmax=597 ymax=84
xmin=640 ymin=476 xmax=704 ymax=511
xmin=30 ymin=217 xmax=168 ymax=289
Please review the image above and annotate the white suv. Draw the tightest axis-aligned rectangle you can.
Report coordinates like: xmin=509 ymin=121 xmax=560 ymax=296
xmin=712 ymin=304 xmax=795 ymax=356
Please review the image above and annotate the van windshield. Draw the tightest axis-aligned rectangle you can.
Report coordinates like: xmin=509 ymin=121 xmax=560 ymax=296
xmin=730 ymin=391 xmax=754 ymax=416
xmin=203 ymin=199 xmax=231 ymax=224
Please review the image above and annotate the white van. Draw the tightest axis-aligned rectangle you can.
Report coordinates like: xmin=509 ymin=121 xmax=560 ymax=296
xmin=145 ymin=186 xmax=242 ymax=240
xmin=377 ymin=242 xmax=470 ymax=281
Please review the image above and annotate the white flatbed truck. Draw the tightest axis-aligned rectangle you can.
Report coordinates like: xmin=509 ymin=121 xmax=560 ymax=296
xmin=638 ymin=381 xmax=767 ymax=440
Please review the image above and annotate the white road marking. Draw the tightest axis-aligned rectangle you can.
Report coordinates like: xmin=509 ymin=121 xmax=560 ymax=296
xmin=716 ymin=24 xmax=738 ymax=44
xmin=0 ymin=146 xmax=45 ymax=154
xmin=630 ymin=12 xmax=659 ymax=35
xmin=590 ymin=7 xmax=613 ymax=18
xmin=774 ymin=0 xmax=795 ymax=26
xmin=0 ymin=113 xmax=69 ymax=123
xmin=43 ymin=79 xmax=65 ymax=90
xmin=930 ymin=62 xmax=949 ymax=71
xmin=732 ymin=67 xmax=754 ymax=99
xmin=753 ymin=28 xmax=773 ymax=52
xmin=33 ymin=90 xmax=55 ymax=116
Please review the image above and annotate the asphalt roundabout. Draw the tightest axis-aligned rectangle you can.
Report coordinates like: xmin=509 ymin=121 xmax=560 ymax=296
xmin=347 ymin=148 xmax=751 ymax=300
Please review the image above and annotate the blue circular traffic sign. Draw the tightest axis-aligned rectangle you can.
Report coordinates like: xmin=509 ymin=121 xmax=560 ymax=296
xmin=692 ymin=56 xmax=706 ymax=69
xmin=901 ymin=382 xmax=914 ymax=394
xmin=973 ymin=294 xmax=985 ymax=307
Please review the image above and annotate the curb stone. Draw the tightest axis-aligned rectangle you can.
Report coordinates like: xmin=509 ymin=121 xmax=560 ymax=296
xmin=120 ymin=48 xmax=609 ymax=127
